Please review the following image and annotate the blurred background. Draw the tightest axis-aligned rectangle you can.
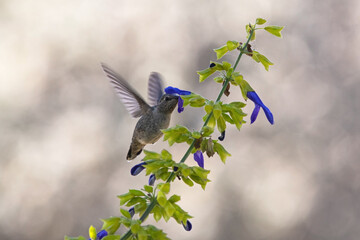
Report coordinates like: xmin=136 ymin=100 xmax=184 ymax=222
xmin=1 ymin=0 xmax=360 ymax=239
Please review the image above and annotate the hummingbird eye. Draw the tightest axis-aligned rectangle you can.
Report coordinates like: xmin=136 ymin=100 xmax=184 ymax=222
xmin=164 ymin=96 xmax=170 ymax=101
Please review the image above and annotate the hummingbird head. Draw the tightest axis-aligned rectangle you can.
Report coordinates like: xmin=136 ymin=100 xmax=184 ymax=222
xmin=157 ymin=94 xmax=179 ymax=113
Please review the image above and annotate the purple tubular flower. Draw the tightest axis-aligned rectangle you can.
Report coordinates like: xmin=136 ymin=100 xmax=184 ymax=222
xmin=193 ymin=150 xmax=204 ymax=168
xmin=246 ymin=91 xmax=274 ymax=124
xmin=128 ymin=207 xmax=135 ymax=218
xmin=148 ymin=174 xmax=156 ymax=186
xmin=130 ymin=162 xmax=146 ymax=176
xmin=88 ymin=230 xmax=108 ymax=240
xmin=164 ymin=86 xmax=191 ymax=113
xmin=182 ymin=220 xmax=192 ymax=231
xmin=164 ymin=86 xmax=191 ymax=95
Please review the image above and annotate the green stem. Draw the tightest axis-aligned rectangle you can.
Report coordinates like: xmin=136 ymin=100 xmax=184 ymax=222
xmin=120 ymin=27 xmax=255 ymax=240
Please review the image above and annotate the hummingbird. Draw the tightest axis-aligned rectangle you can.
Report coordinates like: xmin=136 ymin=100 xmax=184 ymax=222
xmin=101 ymin=63 xmax=179 ymax=160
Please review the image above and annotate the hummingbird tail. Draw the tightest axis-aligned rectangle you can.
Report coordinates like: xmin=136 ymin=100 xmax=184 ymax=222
xmin=126 ymin=144 xmax=144 ymax=160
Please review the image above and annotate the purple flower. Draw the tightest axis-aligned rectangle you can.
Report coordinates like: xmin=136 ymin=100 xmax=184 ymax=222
xmin=193 ymin=150 xmax=204 ymax=168
xmin=130 ymin=162 xmax=146 ymax=176
xmin=164 ymin=86 xmax=191 ymax=113
xmin=148 ymin=174 xmax=156 ymax=186
xmin=218 ymin=131 xmax=225 ymax=141
xmin=88 ymin=230 xmax=108 ymax=240
xmin=247 ymin=91 xmax=274 ymax=124
xmin=128 ymin=207 xmax=135 ymax=218
xmin=182 ymin=220 xmax=192 ymax=231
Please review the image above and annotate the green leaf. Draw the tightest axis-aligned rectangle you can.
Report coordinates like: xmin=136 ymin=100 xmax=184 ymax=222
xmin=168 ymin=194 xmax=181 ymax=203
xmin=217 ymin=115 xmax=226 ymax=133
xmin=252 ymin=51 xmax=274 ymax=71
xmin=214 ymin=45 xmax=228 ymax=59
xmin=164 ymin=201 xmax=176 ymax=217
xmin=161 ymin=149 xmax=172 ymax=161
xmin=138 ymin=230 xmax=148 ymax=240
xmin=191 ymin=131 xmax=201 ymax=139
xmin=182 ymin=177 xmax=194 ymax=187
xmin=120 ymin=208 xmax=132 ymax=218
xmin=207 ymin=114 xmax=216 ymax=129
xmin=65 ymin=237 xmax=87 ymax=240
xmin=213 ymin=102 xmax=222 ymax=120
xmin=222 ymin=113 xmax=234 ymax=124
xmin=118 ymin=193 xmax=133 ymax=206
xmin=226 ymin=41 xmax=240 ymax=51
xmin=237 ymin=79 xmax=254 ymax=100
xmin=201 ymin=126 xmax=214 ymax=137
xmin=101 ymin=217 xmax=121 ymax=235
xmin=143 ymin=150 xmax=161 ymax=160
xmin=157 ymin=191 xmax=167 ymax=207
xmin=89 ymin=226 xmax=97 ymax=240
xmin=129 ymin=189 xmax=145 ymax=197
xmin=213 ymin=141 xmax=231 ymax=163
xmin=256 ymin=18 xmax=266 ymax=25
xmin=221 ymin=61 xmax=231 ymax=70
xmin=264 ymin=26 xmax=284 ymax=38
xmin=103 ymin=236 xmax=121 ymax=240
xmin=126 ymin=197 xmax=146 ymax=207
xmin=245 ymin=24 xmax=256 ymax=41
xmin=197 ymin=68 xmax=216 ymax=82
xmin=153 ymin=205 xmax=162 ymax=222
xmin=144 ymin=185 xmax=153 ymax=193
xmin=162 ymin=125 xmax=191 ymax=146
xmin=188 ymin=95 xmax=206 ymax=107
xmin=158 ymin=183 xmax=170 ymax=194
xmin=213 ymin=76 xmax=224 ymax=83
xmin=130 ymin=223 xmax=141 ymax=234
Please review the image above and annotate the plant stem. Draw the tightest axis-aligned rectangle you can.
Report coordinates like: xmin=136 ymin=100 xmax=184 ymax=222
xmin=120 ymin=27 xmax=255 ymax=240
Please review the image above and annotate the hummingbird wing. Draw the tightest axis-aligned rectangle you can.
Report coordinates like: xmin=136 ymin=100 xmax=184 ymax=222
xmin=148 ymin=72 xmax=164 ymax=107
xmin=101 ymin=63 xmax=150 ymax=118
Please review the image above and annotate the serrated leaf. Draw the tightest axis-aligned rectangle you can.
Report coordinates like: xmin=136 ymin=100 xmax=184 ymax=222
xmin=264 ymin=25 xmax=284 ymax=38
xmin=256 ymin=18 xmax=266 ymax=25
xmin=214 ymin=45 xmax=228 ymax=59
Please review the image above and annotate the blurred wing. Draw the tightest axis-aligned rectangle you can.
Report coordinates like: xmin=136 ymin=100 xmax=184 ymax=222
xmin=148 ymin=72 xmax=164 ymax=107
xmin=101 ymin=63 xmax=150 ymax=118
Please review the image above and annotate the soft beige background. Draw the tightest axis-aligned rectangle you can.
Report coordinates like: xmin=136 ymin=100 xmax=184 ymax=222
xmin=1 ymin=0 xmax=360 ymax=239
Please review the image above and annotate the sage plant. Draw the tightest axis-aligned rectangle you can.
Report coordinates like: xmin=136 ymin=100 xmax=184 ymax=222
xmin=65 ymin=18 xmax=283 ymax=240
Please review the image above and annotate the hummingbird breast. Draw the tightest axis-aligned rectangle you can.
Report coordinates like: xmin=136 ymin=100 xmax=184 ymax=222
xmin=132 ymin=108 xmax=171 ymax=145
